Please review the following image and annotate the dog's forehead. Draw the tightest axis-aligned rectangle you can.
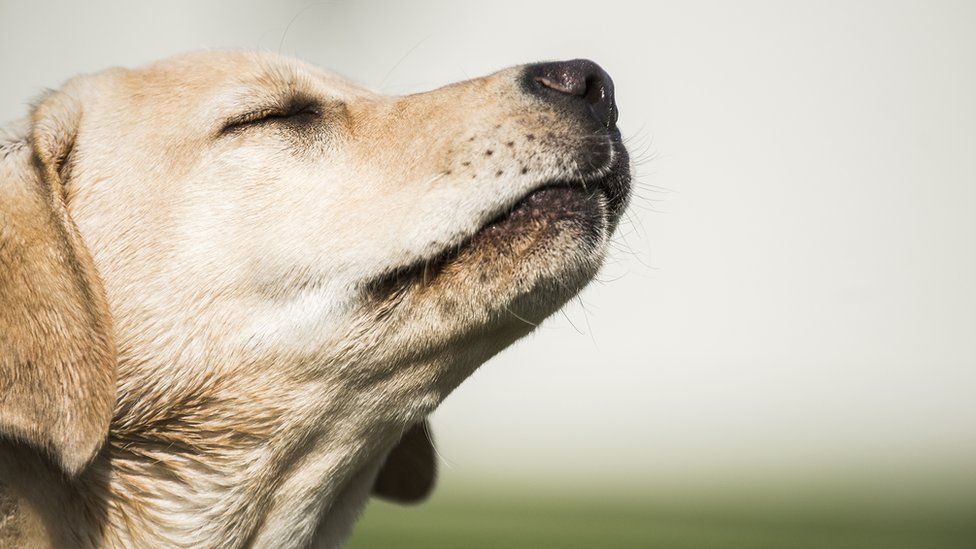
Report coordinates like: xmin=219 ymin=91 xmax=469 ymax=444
xmin=132 ymin=50 xmax=375 ymax=102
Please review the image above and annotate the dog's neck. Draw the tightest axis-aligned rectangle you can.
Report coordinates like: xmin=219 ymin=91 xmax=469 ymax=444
xmin=27 ymin=347 xmax=445 ymax=548
xmin=107 ymin=391 xmax=381 ymax=546
xmin=4 ymin=219 xmax=515 ymax=547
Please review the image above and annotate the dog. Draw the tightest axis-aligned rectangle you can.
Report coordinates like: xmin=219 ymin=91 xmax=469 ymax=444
xmin=0 ymin=50 xmax=630 ymax=547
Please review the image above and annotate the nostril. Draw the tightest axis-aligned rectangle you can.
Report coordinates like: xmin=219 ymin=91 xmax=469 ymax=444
xmin=524 ymin=59 xmax=618 ymax=128
xmin=534 ymin=75 xmax=586 ymax=97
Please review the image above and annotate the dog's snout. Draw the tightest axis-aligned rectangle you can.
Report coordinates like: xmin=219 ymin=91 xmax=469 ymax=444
xmin=524 ymin=59 xmax=617 ymax=128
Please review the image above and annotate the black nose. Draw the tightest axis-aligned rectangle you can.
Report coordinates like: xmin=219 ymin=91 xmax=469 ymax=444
xmin=524 ymin=59 xmax=617 ymax=128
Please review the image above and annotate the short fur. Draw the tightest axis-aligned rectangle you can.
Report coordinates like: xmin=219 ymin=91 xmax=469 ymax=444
xmin=0 ymin=51 xmax=629 ymax=547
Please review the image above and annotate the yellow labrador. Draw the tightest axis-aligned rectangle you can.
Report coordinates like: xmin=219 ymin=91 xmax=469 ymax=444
xmin=0 ymin=50 xmax=630 ymax=547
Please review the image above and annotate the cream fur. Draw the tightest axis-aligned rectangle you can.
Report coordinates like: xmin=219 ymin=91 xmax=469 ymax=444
xmin=0 ymin=50 xmax=629 ymax=547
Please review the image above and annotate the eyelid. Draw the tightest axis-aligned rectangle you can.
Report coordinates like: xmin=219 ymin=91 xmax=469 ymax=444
xmin=221 ymin=101 xmax=320 ymax=134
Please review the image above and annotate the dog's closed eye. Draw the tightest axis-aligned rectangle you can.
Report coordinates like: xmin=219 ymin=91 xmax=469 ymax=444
xmin=221 ymin=99 xmax=322 ymax=135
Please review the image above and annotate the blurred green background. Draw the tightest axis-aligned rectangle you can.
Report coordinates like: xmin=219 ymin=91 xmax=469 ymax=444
xmin=351 ymin=477 xmax=976 ymax=548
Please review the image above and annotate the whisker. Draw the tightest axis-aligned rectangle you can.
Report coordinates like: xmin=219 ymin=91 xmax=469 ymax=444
xmin=278 ymin=2 xmax=333 ymax=54
xmin=559 ymin=308 xmax=586 ymax=335
xmin=504 ymin=306 xmax=539 ymax=327
xmin=379 ymin=34 xmax=433 ymax=91
xmin=575 ymin=295 xmax=600 ymax=350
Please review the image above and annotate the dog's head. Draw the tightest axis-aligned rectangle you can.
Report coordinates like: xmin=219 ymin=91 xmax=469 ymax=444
xmin=1 ymin=51 xmax=629 ymax=500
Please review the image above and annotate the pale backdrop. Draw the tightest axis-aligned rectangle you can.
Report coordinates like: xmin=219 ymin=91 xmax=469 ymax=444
xmin=2 ymin=0 xmax=973 ymax=492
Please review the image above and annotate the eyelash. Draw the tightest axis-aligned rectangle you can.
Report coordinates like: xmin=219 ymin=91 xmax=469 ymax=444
xmin=222 ymin=102 xmax=320 ymax=133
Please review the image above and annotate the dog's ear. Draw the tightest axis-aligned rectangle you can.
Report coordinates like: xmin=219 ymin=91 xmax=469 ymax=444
xmin=0 ymin=88 xmax=116 ymax=476
xmin=372 ymin=420 xmax=437 ymax=504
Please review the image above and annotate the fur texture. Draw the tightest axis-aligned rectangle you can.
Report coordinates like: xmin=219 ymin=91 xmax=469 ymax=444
xmin=0 ymin=50 xmax=630 ymax=547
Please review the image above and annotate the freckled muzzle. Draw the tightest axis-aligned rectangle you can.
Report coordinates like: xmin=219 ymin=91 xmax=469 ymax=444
xmin=360 ymin=58 xmax=631 ymax=302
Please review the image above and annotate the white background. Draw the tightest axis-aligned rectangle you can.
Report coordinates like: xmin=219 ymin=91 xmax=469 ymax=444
xmin=2 ymin=0 xmax=973 ymax=489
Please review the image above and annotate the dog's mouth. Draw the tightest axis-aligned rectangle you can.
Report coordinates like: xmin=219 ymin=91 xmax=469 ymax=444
xmin=363 ymin=153 xmax=630 ymax=301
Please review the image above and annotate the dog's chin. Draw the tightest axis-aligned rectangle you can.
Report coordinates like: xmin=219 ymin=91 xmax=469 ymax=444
xmin=362 ymin=130 xmax=631 ymax=334
xmin=363 ymin=175 xmax=623 ymax=330
xmin=461 ymin=183 xmax=612 ymax=323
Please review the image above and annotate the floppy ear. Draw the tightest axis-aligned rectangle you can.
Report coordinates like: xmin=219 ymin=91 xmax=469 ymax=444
xmin=372 ymin=420 xmax=437 ymax=504
xmin=0 ymin=89 xmax=116 ymax=476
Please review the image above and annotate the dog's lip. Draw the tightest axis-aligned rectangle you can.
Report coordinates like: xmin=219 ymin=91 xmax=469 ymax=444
xmin=362 ymin=134 xmax=630 ymax=299
xmin=465 ymin=134 xmax=627 ymax=241
xmin=362 ymin=172 xmax=616 ymax=298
